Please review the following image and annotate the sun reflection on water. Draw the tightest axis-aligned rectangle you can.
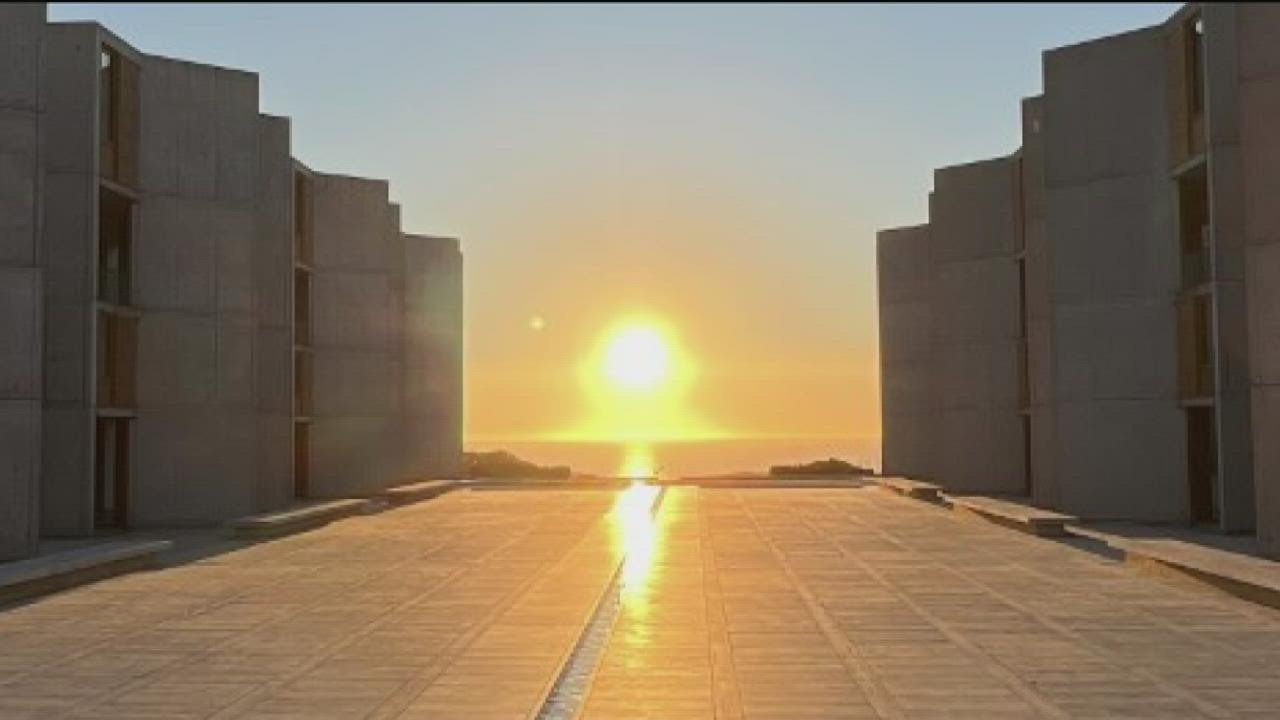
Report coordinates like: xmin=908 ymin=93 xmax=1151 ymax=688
xmin=613 ymin=482 xmax=660 ymax=599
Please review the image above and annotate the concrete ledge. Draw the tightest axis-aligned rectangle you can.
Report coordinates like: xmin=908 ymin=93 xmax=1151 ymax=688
xmin=667 ymin=475 xmax=867 ymax=488
xmin=876 ymin=476 xmax=942 ymax=501
xmin=0 ymin=540 xmax=172 ymax=605
xmin=470 ymin=477 xmax=632 ymax=491
xmin=1111 ymin=538 xmax=1280 ymax=610
xmin=381 ymin=479 xmax=461 ymax=505
xmin=949 ymin=495 xmax=1078 ymax=537
xmin=223 ymin=499 xmax=372 ymax=540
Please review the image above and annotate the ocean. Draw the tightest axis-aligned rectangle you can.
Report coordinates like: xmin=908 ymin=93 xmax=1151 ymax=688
xmin=465 ymin=436 xmax=882 ymax=479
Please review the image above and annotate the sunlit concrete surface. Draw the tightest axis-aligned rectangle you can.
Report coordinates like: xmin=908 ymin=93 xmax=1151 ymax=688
xmin=4 ymin=486 xmax=1280 ymax=719
xmin=585 ymin=487 xmax=1280 ymax=719
xmin=0 ymin=490 xmax=622 ymax=719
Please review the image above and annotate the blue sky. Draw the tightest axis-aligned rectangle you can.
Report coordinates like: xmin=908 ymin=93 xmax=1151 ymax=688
xmin=51 ymin=3 xmax=1180 ymax=443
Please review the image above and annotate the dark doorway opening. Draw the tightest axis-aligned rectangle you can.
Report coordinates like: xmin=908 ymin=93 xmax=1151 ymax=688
xmin=94 ymin=417 xmax=130 ymax=529
xmin=1186 ymin=407 xmax=1218 ymax=525
xmin=294 ymin=422 xmax=309 ymax=499
xmin=1021 ymin=415 xmax=1033 ymax=497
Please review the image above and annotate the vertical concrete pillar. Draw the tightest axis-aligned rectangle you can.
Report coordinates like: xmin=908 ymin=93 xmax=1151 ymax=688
xmin=254 ymin=115 xmax=295 ymax=511
xmin=1042 ymin=27 xmax=1185 ymax=521
xmin=402 ymin=234 xmax=464 ymax=479
xmin=1020 ymin=96 xmax=1058 ymax=509
xmin=876 ymin=225 xmax=933 ymax=481
xmin=1199 ymin=3 xmax=1256 ymax=532
xmin=1238 ymin=5 xmax=1280 ymax=554
xmin=0 ymin=3 xmax=46 ymax=559
xmin=928 ymin=159 xmax=1024 ymax=494
xmin=309 ymin=174 xmax=403 ymax=497
xmin=39 ymin=23 xmax=98 ymax=535
xmin=131 ymin=56 xmax=265 ymax=525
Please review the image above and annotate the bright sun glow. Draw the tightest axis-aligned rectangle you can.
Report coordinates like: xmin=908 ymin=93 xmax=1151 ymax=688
xmin=604 ymin=325 xmax=670 ymax=392
xmin=555 ymin=315 xmax=725 ymax=450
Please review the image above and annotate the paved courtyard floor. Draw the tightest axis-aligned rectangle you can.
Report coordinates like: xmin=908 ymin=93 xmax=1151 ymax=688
xmin=2 ymin=486 xmax=1280 ymax=719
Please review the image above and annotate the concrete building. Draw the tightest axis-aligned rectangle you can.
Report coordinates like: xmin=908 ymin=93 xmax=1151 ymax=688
xmin=0 ymin=4 xmax=46 ymax=560
xmin=877 ymin=158 xmax=1025 ymax=496
xmin=878 ymin=2 xmax=1280 ymax=550
xmin=928 ymin=158 xmax=1024 ymax=495
xmin=1237 ymin=5 xmax=1280 ymax=554
xmin=1039 ymin=23 xmax=1189 ymax=523
xmin=0 ymin=3 xmax=464 ymax=556
xmin=307 ymin=173 xmax=406 ymax=498
xmin=876 ymin=225 xmax=932 ymax=482
xmin=1017 ymin=96 xmax=1056 ymax=510
xmin=402 ymin=233 xmax=465 ymax=479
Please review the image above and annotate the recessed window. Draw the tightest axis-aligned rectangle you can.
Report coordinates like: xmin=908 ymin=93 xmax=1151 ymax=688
xmin=1187 ymin=14 xmax=1205 ymax=116
xmin=99 ymin=186 xmax=133 ymax=305
xmin=98 ymin=45 xmax=138 ymax=185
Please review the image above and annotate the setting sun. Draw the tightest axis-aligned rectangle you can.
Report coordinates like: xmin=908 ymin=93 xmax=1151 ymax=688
xmin=551 ymin=315 xmax=724 ymax=446
xmin=604 ymin=325 xmax=670 ymax=392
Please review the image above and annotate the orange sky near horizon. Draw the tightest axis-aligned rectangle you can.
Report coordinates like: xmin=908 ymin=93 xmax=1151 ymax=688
xmin=461 ymin=171 xmax=882 ymax=447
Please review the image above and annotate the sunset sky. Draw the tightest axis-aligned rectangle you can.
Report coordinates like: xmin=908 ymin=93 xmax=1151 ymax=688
xmin=54 ymin=3 xmax=1177 ymax=471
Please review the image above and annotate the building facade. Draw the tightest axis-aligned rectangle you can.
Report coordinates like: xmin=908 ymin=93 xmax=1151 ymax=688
xmin=1237 ymin=4 xmax=1280 ymax=554
xmin=0 ymin=4 xmax=46 ymax=560
xmin=878 ymin=2 xmax=1280 ymax=554
xmin=928 ymin=158 xmax=1025 ymax=495
xmin=0 ymin=3 xmax=464 ymax=559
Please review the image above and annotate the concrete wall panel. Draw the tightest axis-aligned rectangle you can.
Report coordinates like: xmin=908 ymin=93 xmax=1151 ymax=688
xmin=1043 ymin=29 xmax=1169 ymax=186
xmin=0 ymin=400 xmax=40 ymax=559
xmin=1043 ymin=24 xmax=1185 ymax=522
xmin=0 ymin=109 xmax=39 ymax=265
xmin=928 ymin=158 xmax=1023 ymax=494
xmin=42 ymin=25 xmax=95 ymax=176
xmin=0 ymin=268 xmax=42 ymax=399
xmin=308 ymin=173 xmax=405 ymax=493
xmin=1239 ymin=2 xmax=1280 ymax=555
xmin=2 ymin=9 xmax=46 ymax=555
xmin=401 ymin=234 xmax=463 ymax=478
xmin=40 ymin=407 xmax=89 ymax=535
xmin=132 ymin=409 xmax=256 ymax=525
xmin=1055 ymin=400 xmax=1186 ymax=521
xmin=877 ymin=224 xmax=934 ymax=481
xmin=132 ymin=55 xmax=268 ymax=527
xmin=135 ymin=197 xmax=217 ymax=313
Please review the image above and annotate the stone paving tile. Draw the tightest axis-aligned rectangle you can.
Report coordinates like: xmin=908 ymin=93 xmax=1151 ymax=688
xmin=575 ymin=486 xmax=1280 ymax=719
xmin=4 ymin=484 xmax=1280 ymax=719
xmin=0 ymin=490 xmax=622 ymax=720
xmin=712 ymin=487 xmax=1280 ymax=719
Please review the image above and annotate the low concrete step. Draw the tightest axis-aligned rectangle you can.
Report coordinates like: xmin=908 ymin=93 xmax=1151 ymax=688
xmin=666 ymin=475 xmax=866 ymax=488
xmin=1106 ymin=537 xmax=1280 ymax=610
xmin=223 ymin=499 xmax=372 ymax=540
xmin=949 ymin=495 xmax=1078 ymax=537
xmin=0 ymin=539 xmax=172 ymax=605
xmin=381 ymin=479 xmax=461 ymax=505
xmin=876 ymin=476 xmax=942 ymax=501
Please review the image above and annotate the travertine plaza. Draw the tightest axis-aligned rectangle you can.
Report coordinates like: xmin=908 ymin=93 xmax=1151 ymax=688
xmin=0 ymin=3 xmax=463 ymax=561
xmin=878 ymin=3 xmax=1280 ymax=555
xmin=2 ymin=484 xmax=1280 ymax=719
